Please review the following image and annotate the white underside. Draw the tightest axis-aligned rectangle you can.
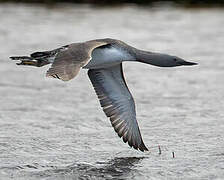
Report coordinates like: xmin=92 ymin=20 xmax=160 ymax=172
xmin=83 ymin=47 xmax=135 ymax=69
xmin=48 ymin=56 xmax=56 ymax=63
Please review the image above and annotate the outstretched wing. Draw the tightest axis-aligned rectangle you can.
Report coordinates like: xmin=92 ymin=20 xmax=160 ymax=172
xmin=88 ymin=64 xmax=148 ymax=151
xmin=46 ymin=41 xmax=108 ymax=81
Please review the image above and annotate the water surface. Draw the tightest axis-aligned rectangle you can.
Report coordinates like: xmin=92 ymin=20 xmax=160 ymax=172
xmin=0 ymin=3 xmax=224 ymax=179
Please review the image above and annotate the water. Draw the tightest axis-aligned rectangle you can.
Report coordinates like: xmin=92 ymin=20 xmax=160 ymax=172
xmin=0 ymin=3 xmax=224 ymax=179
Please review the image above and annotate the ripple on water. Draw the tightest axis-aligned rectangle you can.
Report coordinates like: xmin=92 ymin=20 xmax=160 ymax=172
xmin=1 ymin=3 xmax=224 ymax=180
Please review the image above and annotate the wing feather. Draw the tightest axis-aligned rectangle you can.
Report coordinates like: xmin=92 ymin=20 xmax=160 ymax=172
xmin=46 ymin=41 xmax=108 ymax=81
xmin=88 ymin=64 xmax=148 ymax=151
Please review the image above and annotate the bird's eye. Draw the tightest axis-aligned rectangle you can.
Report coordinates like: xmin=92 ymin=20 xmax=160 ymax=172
xmin=174 ymin=58 xmax=178 ymax=62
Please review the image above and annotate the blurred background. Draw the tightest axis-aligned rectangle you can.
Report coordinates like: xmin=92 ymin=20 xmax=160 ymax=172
xmin=1 ymin=0 xmax=224 ymax=6
xmin=0 ymin=1 xmax=224 ymax=180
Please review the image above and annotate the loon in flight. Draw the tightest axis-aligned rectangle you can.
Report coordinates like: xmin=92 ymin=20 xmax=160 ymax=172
xmin=10 ymin=38 xmax=197 ymax=152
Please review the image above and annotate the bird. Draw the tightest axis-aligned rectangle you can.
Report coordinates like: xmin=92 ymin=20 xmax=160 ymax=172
xmin=10 ymin=38 xmax=197 ymax=152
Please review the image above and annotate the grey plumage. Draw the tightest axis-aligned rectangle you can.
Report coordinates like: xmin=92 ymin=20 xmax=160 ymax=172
xmin=88 ymin=64 xmax=148 ymax=151
xmin=10 ymin=38 xmax=197 ymax=152
xmin=46 ymin=41 xmax=109 ymax=81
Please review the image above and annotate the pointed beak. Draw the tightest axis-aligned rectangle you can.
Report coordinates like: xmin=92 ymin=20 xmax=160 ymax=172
xmin=180 ymin=60 xmax=198 ymax=66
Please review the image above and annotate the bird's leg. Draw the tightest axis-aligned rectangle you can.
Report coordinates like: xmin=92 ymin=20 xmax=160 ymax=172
xmin=17 ymin=60 xmax=38 ymax=66
xmin=10 ymin=56 xmax=49 ymax=67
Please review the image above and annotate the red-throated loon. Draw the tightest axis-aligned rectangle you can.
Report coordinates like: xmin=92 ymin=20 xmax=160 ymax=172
xmin=10 ymin=38 xmax=197 ymax=152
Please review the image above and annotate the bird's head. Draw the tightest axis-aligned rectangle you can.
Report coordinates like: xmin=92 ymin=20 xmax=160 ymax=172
xmin=161 ymin=55 xmax=197 ymax=67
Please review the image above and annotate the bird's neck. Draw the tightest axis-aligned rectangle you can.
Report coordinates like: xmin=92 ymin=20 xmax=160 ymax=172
xmin=135 ymin=49 xmax=166 ymax=67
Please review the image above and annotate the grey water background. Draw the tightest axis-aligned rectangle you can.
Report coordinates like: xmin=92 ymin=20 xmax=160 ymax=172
xmin=0 ymin=3 xmax=224 ymax=179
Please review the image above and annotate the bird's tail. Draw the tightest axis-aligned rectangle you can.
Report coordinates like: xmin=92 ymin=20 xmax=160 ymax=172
xmin=10 ymin=45 xmax=69 ymax=67
xmin=10 ymin=56 xmax=34 ymax=61
xmin=10 ymin=50 xmax=54 ymax=67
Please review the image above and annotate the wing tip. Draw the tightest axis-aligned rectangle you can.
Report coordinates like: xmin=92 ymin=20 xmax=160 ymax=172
xmin=111 ymin=118 xmax=148 ymax=152
xmin=119 ymin=129 xmax=148 ymax=152
xmin=131 ymin=139 xmax=148 ymax=152
xmin=138 ymin=142 xmax=149 ymax=152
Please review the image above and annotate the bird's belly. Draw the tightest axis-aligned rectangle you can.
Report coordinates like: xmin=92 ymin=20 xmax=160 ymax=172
xmin=83 ymin=47 xmax=133 ymax=69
